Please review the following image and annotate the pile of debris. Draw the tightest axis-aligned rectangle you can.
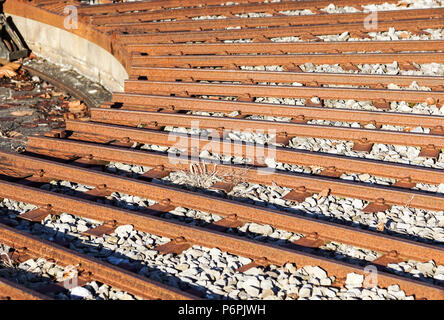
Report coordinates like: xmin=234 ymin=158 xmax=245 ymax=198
xmin=0 ymin=60 xmax=87 ymax=152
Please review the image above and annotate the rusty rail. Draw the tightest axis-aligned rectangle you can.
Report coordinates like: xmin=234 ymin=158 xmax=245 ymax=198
xmin=97 ymin=8 xmax=444 ymax=33
xmin=78 ymin=0 xmax=402 ymax=16
xmin=107 ymin=93 xmax=444 ymax=132
xmin=119 ymin=19 xmax=444 ymax=45
xmin=89 ymin=108 xmax=444 ymax=152
xmin=131 ymin=52 xmax=444 ymax=68
xmin=128 ymin=67 xmax=444 ymax=88
xmin=123 ymin=80 xmax=444 ymax=105
xmin=127 ymin=40 xmax=444 ymax=56
xmin=92 ymin=5 xmax=444 ymax=25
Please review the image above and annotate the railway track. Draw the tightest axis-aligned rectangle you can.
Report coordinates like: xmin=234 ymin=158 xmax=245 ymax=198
xmin=2 ymin=0 xmax=444 ymax=300
xmin=127 ymin=39 xmax=444 ymax=56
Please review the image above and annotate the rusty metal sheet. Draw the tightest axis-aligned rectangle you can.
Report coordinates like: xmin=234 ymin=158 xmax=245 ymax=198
xmin=209 ymin=181 xmax=235 ymax=193
xmin=419 ymin=145 xmax=441 ymax=159
xmin=83 ymin=221 xmax=117 ymax=237
xmin=319 ymin=167 xmax=343 ymax=179
xmin=154 ymin=237 xmax=191 ymax=255
xmin=372 ymin=250 xmax=404 ymax=267
xmin=141 ymin=166 xmax=172 ymax=180
xmin=208 ymin=214 xmax=244 ymax=232
xmin=18 ymin=208 xmax=53 ymax=223
xmin=393 ymin=177 xmax=416 ymax=189
xmin=282 ymin=188 xmax=312 ymax=203
xmin=289 ymin=232 xmax=326 ymax=250
xmin=236 ymin=258 xmax=269 ymax=273
xmin=362 ymin=198 xmax=391 ymax=214
xmin=146 ymin=200 xmax=176 ymax=215
xmin=84 ymin=184 xmax=112 ymax=199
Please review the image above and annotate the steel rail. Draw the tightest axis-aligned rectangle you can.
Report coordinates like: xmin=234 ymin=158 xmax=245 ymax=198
xmin=62 ymin=121 xmax=444 ymax=186
xmin=91 ymin=3 xmax=444 ymax=25
xmin=131 ymin=52 xmax=444 ymax=68
xmin=0 ymin=214 xmax=195 ymax=300
xmin=32 ymin=0 xmax=68 ymax=5
xmin=128 ymin=67 xmax=444 ymax=88
xmin=33 ymin=0 xmax=69 ymax=5
xmin=58 ymin=120 xmax=444 ymax=212
xmin=89 ymin=108 xmax=444 ymax=151
xmin=127 ymin=40 xmax=444 ymax=56
xmin=36 ymin=0 xmax=71 ymax=5
xmin=0 ymin=179 xmax=442 ymax=300
xmin=107 ymin=93 xmax=444 ymax=132
xmin=97 ymin=7 xmax=443 ymax=33
xmin=78 ymin=0 xmax=262 ymax=15
xmin=0 ymin=278 xmax=52 ymax=300
xmin=23 ymin=65 xmax=97 ymax=109
xmin=128 ymin=67 xmax=444 ymax=90
xmin=27 ymin=134 xmax=444 ymax=199
xmin=78 ymin=0 xmax=399 ymax=16
xmin=118 ymin=18 xmax=444 ymax=44
xmin=35 ymin=1 xmax=83 ymax=15
xmin=123 ymin=80 xmax=444 ymax=105
xmin=79 ymin=0 xmax=332 ymax=15
xmin=38 ymin=1 xmax=79 ymax=13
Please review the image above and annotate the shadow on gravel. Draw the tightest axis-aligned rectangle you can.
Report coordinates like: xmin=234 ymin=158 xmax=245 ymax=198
xmin=0 ymin=202 xmax=229 ymax=300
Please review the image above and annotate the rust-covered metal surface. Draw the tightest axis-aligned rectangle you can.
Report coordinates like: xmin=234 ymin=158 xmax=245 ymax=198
xmin=2 ymin=0 xmax=444 ymax=300
xmin=0 ymin=278 xmax=52 ymax=300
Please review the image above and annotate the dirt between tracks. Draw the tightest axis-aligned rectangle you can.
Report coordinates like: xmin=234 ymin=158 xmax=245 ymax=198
xmin=0 ymin=57 xmax=110 ymax=153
